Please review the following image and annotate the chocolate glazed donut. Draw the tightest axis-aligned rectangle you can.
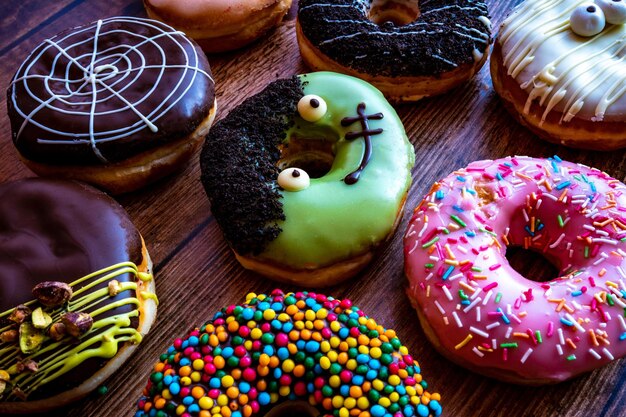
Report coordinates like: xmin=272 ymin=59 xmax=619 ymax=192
xmin=7 ymin=16 xmax=216 ymax=193
xmin=0 ymin=179 xmax=157 ymax=413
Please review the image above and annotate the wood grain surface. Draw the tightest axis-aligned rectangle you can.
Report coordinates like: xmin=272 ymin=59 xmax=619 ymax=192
xmin=1 ymin=0 xmax=625 ymax=416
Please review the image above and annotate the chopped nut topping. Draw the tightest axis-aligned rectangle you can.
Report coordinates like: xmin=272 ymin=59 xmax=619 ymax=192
xmin=49 ymin=322 xmax=67 ymax=341
xmin=9 ymin=305 xmax=31 ymax=324
xmin=16 ymin=359 xmax=38 ymax=374
xmin=32 ymin=281 xmax=73 ymax=307
xmin=31 ymin=307 xmax=52 ymax=329
xmin=61 ymin=312 xmax=93 ymax=337
xmin=0 ymin=329 xmax=18 ymax=344
xmin=108 ymin=279 xmax=122 ymax=296
xmin=18 ymin=322 xmax=45 ymax=355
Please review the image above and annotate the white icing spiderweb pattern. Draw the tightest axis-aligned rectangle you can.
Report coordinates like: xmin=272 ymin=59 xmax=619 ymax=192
xmin=10 ymin=16 xmax=213 ymax=163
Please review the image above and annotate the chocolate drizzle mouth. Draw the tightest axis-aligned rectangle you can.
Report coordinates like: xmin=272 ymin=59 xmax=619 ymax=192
xmin=341 ymin=102 xmax=383 ymax=184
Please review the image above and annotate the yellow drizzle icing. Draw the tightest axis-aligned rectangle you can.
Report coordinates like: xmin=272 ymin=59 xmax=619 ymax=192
xmin=499 ymin=0 xmax=626 ymax=123
xmin=0 ymin=262 xmax=156 ymax=401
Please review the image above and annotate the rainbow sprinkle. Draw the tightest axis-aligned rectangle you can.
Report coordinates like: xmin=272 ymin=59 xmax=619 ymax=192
xmin=136 ymin=290 xmax=442 ymax=417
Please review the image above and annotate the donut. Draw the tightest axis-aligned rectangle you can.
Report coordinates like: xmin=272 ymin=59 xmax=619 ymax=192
xmin=7 ymin=16 xmax=216 ymax=194
xmin=135 ymin=290 xmax=442 ymax=417
xmin=200 ymin=72 xmax=414 ymax=286
xmin=296 ymin=0 xmax=492 ymax=102
xmin=0 ymin=178 xmax=157 ymax=413
xmin=404 ymin=156 xmax=626 ymax=384
xmin=490 ymin=0 xmax=626 ymax=150
xmin=144 ymin=0 xmax=293 ymax=53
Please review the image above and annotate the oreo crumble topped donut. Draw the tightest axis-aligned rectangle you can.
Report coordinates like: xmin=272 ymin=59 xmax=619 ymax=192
xmin=7 ymin=16 xmax=216 ymax=194
xmin=297 ymin=0 xmax=492 ymax=101
xmin=0 ymin=179 xmax=157 ymax=413
xmin=200 ymin=72 xmax=414 ymax=287
xmin=404 ymin=156 xmax=626 ymax=384
xmin=136 ymin=290 xmax=442 ymax=417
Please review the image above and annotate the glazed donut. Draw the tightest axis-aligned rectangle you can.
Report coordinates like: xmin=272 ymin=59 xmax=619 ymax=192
xmin=7 ymin=16 xmax=216 ymax=194
xmin=0 ymin=179 xmax=157 ymax=413
xmin=136 ymin=290 xmax=442 ymax=417
xmin=296 ymin=0 xmax=492 ymax=102
xmin=144 ymin=0 xmax=293 ymax=53
xmin=404 ymin=156 xmax=626 ymax=385
xmin=200 ymin=72 xmax=414 ymax=287
xmin=491 ymin=0 xmax=626 ymax=150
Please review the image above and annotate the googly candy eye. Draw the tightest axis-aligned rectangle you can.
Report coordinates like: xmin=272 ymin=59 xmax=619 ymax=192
xmin=595 ymin=0 xmax=626 ymax=25
xmin=277 ymin=167 xmax=310 ymax=191
xmin=297 ymin=95 xmax=327 ymax=122
xmin=570 ymin=3 xmax=606 ymax=36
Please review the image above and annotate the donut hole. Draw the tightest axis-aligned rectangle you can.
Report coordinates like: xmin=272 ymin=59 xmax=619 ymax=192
xmin=264 ymin=401 xmax=319 ymax=417
xmin=505 ymin=246 xmax=560 ymax=283
xmin=278 ymin=135 xmax=335 ymax=179
xmin=369 ymin=0 xmax=420 ymax=26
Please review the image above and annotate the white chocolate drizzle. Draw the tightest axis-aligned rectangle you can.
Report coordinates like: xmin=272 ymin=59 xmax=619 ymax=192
xmin=498 ymin=0 xmax=626 ymax=122
xmin=10 ymin=16 xmax=214 ymax=163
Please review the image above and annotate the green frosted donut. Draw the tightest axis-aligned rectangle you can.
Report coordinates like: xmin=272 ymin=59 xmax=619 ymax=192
xmin=200 ymin=72 xmax=414 ymax=286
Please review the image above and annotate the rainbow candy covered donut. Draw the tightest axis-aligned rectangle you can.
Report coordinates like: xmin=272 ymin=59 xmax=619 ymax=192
xmin=404 ymin=156 xmax=626 ymax=384
xmin=136 ymin=290 xmax=442 ymax=417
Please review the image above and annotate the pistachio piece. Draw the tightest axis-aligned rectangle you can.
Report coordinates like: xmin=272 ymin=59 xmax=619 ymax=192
xmin=0 ymin=370 xmax=9 ymax=395
xmin=61 ymin=312 xmax=93 ymax=337
xmin=31 ymin=307 xmax=52 ymax=329
xmin=0 ymin=329 xmax=18 ymax=344
xmin=19 ymin=322 xmax=45 ymax=354
xmin=108 ymin=279 xmax=122 ymax=296
xmin=49 ymin=322 xmax=67 ymax=341
xmin=16 ymin=359 xmax=38 ymax=374
xmin=32 ymin=281 xmax=73 ymax=307
xmin=12 ymin=387 xmax=26 ymax=400
xmin=9 ymin=305 xmax=31 ymax=324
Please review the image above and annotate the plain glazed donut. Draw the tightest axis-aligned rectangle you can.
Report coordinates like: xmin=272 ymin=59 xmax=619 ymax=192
xmin=0 ymin=179 xmax=157 ymax=413
xmin=200 ymin=72 xmax=414 ymax=287
xmin=404 ymin=156 xmax=626 ymax=385
xmin=296 ymin=0 xmax=492 ymax=101
xmin=491 ymin=0 xmax=626 ymax=150
xmin=7 ymin=16 xmax=216 ymax=194
xmin=144 ymin=0 xmax=293 ymax=53
xmin=135 ymin=290 xmax=442 ymax=417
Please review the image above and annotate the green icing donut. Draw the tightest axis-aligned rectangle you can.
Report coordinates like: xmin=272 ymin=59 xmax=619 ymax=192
xmin=200 ymin=72 xmax=414 ymax=284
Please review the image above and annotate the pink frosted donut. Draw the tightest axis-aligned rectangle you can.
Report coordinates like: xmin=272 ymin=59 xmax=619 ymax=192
xmin=404 ymin=156 xmax=626 ymax=384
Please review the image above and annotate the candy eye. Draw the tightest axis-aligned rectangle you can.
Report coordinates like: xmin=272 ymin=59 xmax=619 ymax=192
xmin=297 ymin=95 xmax=327 ymax=122
xmin=570 ymin=3 xmax=606 ymax=36
xmin=595 ymin=0 xmax=626 ymax=24
xmin=277 ymin=167 xmax=310 ymax=191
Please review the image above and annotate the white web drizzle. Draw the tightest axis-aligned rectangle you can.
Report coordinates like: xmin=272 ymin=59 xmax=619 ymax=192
xmin=10 ymin=16 xmax=214 ymax=163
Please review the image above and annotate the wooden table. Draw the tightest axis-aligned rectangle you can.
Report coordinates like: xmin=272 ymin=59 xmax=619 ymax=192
xmin=1 ymin=1 xmax=625 ymax=416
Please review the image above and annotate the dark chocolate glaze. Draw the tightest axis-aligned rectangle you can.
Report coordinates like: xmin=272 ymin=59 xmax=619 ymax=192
xmin=200 ymin=77 xmax=304 ymax=255
xmin=7 ymin=16 xmax=215 ymax=165
xmin=298 ymin=0 xmax=491 ymax=77
xmin=340 ymin=102 xmax=383 ymax=184
xmin=0 ymin=178 xmax=144 ymax=400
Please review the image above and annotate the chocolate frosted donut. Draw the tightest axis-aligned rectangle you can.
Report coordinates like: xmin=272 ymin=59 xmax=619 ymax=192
xmin=0 ymin=179 xmax=157 ymax=413
xmin=297 ymin=0 xmax=492 ymax=101
xmin=7 ymin=16 xmax=216 ymax=193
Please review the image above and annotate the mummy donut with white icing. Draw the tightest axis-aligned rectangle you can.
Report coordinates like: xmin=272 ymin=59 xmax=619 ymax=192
xmin=7 ymin=16 xmax=216 ymax=194
xmin=297 ymin=0 xmax=492 ymax=101
xmin=404 ymin=156 xmax=626 ymax=384
xmin=491 ymin=0 xmax=626 ymax=150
